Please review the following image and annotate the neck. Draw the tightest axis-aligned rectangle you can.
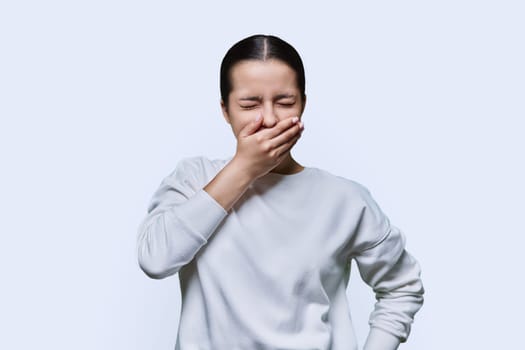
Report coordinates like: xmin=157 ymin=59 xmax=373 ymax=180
xmin=270 ymin=153 xmax=304 ymax=175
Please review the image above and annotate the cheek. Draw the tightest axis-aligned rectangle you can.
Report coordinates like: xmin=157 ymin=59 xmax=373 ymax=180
xmin=230 ymin=112 xmax=256 ymax=134
xmin=279 ymin=105 xmax=302 ymax=118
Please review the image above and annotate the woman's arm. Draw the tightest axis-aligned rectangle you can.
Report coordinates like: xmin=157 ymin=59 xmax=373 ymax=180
xmin=136 ymin=157 xmax=254 ymax=279
xmin=355 ymin=223 xmax=424 ymax=349
xmin=347 ymin=185 xmax=425 ymax=348
xmin=137 ymin=116 xmax=302 ymax=280
xmin=203 ymin=156 xmax=257 ymax=213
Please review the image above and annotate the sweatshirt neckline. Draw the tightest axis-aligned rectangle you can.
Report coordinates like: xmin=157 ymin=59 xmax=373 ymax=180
xmin=221 ymin=156 xmax=313 ymax=182
xmin=262 ymin=166 xmax=313 ymax=180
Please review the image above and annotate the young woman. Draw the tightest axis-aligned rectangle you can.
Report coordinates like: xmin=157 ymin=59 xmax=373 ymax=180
xmin=137 ymin=34 xmax=424 ymax=350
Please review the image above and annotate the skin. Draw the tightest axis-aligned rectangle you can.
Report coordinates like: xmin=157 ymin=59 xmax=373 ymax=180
xmin=221 ymin=58 xmax=306 ymax=176
xmin=204 ymin=58 xmax=306 ymax=212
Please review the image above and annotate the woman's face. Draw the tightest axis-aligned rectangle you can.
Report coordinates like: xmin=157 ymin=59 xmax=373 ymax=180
xmin=221 ymin=59 xmax=306 ymax=137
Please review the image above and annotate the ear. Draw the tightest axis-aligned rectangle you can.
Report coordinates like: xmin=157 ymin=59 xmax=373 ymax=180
xmin=220 ymin=99 xmax=231 ymax=124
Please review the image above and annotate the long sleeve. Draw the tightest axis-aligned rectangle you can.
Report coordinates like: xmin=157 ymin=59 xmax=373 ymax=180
xmin=136 ymin=157 xmax=229 ymax=279
xmin=348 ymin=185 xmax=425 ymax=348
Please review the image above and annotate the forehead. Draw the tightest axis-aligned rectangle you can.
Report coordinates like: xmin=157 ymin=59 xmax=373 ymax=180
xmin=229 ymin=59 xmax=298 ymax=95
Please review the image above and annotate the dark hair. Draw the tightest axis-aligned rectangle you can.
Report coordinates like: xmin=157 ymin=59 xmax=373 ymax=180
xmin=220 ymin=34 xmax=306 ymax=110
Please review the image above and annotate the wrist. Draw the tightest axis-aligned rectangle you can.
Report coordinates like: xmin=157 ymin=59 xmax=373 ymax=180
xmin=363 ymin=327 xmax=400 ymax=350
xmin=229 ymin=155 xmax=258 ymax=183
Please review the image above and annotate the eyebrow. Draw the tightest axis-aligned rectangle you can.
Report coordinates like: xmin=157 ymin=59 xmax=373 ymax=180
xmin=238 ymin=94 xmax=296 ymax=102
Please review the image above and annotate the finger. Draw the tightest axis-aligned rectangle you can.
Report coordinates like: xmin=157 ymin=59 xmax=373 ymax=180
xmin=274 ymin=130 xmax=302 ymax=157
xmin=269 ymin=121 xmax=302 ymax=149
xmin=239 ymin=113 xmax=263 ymax=137
xmin=259 ymin=115 xmax=300 ymax=139
xmin=274 ymin=135 xmax=300 ymax=162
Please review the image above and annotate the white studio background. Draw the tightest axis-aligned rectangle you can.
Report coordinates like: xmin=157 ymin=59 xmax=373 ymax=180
xmin=1 ymin=1 xmax=523 ymax=349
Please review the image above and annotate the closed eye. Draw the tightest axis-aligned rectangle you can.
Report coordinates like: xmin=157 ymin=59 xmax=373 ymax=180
xmin=240 ymin=102 xmax=295 ymax=109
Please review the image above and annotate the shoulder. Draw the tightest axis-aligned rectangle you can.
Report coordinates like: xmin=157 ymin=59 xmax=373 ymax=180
xmin=162 ymin=155 xmax=205 ymax=188
xmin=314 ymin=168 xmax=389 ymax=240
xmin=312 ymin=167 xmax=375 ymax=203
xmin=329 ymin=173 xmax=387 ymax=229
xmin=166 ymin=155 xmax=230 ymax=188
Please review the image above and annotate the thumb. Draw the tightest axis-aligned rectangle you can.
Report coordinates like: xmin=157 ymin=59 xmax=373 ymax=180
xmin=239 ymin=113 xmax=263 ymax=137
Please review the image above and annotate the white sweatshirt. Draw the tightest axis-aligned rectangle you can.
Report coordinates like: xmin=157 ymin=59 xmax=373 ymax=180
xmin=136 ymin=155 xmax=424 ymax=350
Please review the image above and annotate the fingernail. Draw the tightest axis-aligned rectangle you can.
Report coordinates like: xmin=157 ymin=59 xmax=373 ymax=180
xmin=255 ymin=113 xmax=262 ymax=121
xmin=299 ymin=121 xmax=304 ymax=129
xmin=292 ymin=116 xmax=299 ymax=123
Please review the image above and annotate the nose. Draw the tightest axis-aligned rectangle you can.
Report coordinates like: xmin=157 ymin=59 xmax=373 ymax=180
xmin=261 ymin=104 xmax=279 ymax=128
